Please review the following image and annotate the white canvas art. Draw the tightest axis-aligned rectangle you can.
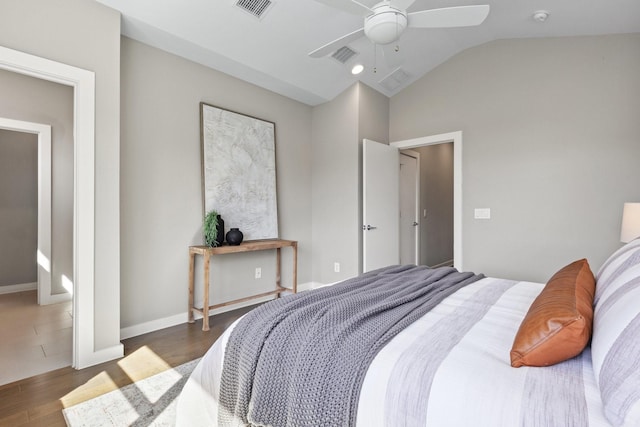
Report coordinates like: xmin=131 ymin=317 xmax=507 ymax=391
xmin=201 ymin=103 xmax=278 ymax=241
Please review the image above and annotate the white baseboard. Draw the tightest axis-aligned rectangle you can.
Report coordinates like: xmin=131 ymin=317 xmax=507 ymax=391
xmin=0 ymin=282 xmax=37 ymax=295
xmin=40 ymin=291 xmax=72 ymax=305
xmin=0 ymin=282 xmax=72 ymax=306
xmin=430 ymin=259 xmax=454 ymax=269
xmin=120 ymin=282 xmax=317 ymax=340
xmin=75 ymin=343 xmax=125 ymax=369
xmin=120 ymin=312 xmax=189 ymax=340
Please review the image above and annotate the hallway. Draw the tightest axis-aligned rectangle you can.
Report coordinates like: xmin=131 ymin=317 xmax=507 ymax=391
xmin=0 ymin=290 xmax=72 ymax=385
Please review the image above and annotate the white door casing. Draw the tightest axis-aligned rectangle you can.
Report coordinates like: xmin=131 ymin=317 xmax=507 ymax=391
xmin=399 ymin=151 xmax=419 ymax=265
xmin=362 ymin=139 xmax=399 ymax=272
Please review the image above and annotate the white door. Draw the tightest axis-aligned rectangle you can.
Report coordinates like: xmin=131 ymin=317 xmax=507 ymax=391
xmin=399 ymin=152 xmax=419 ymax=265
xmin=362 ymin=139 xmax=399 ymax=272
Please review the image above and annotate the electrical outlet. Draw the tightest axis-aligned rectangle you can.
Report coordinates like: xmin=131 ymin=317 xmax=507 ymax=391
xmin=255 ymin=267 xmax=262 ymax=279
xmin=334 ymin=262 xmax=340 ymax=273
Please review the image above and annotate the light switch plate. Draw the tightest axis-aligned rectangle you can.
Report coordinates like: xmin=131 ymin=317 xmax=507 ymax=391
xmin=474 ymin=208 xmax=491 ymax=219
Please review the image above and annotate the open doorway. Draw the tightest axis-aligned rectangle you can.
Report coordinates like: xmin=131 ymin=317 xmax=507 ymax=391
xmin=0 ymin=44 xmax=122 ymax=370
xmin=0 ymin=72 xmax=74 ymax=304
xmin=392 ymin=131 xmax=463 ymax=270
xmin=0 ymin=130 xmax=39 ymax=292
xmin=362 ymin=132 xmax=463 ymax=272
xmin=0 ymin=46 xmax=124 ymax=369
xmin=0 ymin=99 xmax=73 ymax=385
xmin=399 ymin=150 xmax=420 ymax=265
xmin=400 ymin=143 xmax=454 ymax=268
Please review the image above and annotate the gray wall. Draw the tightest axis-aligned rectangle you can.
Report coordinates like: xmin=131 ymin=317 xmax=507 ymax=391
xmin=311 ymin=84 xmax=360 ymax=283
xmin=120 ymin=37 xmax=312 ymax=328
xmin=0 ymin=0 xmax=122 ymax=350
xmin=311 ymin=82 xmax=389 ymax=283
xmin=412 ymin=143 xmax=453 ymax=267
xmin=358 ymin=83 xmax=390 ymax=144
xmin=9 ymin=1 xmax=637 ymax=339
xmin=390 ymin=34 xmax=640 ymax=282
xmin=0 ymin=130 xmax=38 ymax=286
xmin=0 ymin=70 xmax=74 ymax=295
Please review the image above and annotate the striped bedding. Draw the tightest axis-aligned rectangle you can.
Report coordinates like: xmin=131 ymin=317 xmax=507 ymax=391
xmin=591 ymin=238 xmax=640 ymax=426
xmin=176 ymin=275 xmax=616 ymax=427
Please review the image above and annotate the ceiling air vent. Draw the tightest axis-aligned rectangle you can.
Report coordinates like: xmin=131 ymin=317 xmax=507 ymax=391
xmin=235 ymin=0 xmax=273 ymax=19
xmin=379 ymin=67 xmax=411 ymax=92
xmin=331 ymin=46 xmax=358 ymax=64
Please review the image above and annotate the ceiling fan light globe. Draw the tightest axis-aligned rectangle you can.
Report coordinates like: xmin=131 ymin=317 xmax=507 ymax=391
xmin=351 ymin=64 xmax=365 ymax=74
xmin=364 ymin=7 xmax=408 ymax=45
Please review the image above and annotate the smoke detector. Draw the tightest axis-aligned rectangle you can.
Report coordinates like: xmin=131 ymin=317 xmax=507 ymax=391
xmin=532 ymin=10 xmax=549 ymax=22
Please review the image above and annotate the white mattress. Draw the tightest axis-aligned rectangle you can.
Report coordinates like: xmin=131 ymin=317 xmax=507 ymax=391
xmin=176 ymin=277 xmax=613 ymax=427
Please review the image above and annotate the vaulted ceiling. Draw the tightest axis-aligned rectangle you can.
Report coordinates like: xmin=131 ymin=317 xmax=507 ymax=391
xmin=95 ymin=0 xmax=640 ymax=106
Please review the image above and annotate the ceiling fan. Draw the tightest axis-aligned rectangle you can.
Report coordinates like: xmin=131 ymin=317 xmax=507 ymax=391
xmin=309 ymin=0 xmax=490 ymax=60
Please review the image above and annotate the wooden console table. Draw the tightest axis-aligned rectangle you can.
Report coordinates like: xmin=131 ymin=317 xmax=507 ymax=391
xmin=188 ymin=239 xmax=298 ymax=331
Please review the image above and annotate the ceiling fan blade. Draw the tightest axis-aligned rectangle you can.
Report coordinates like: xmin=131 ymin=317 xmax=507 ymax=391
xmin=382 ymin=44 xmax=403 ymax=69
xmin=309 ymin=28 xmax=366 ymax=58
xmin=408 ymin=5 xmax=490 ymax=29
xmin=312 ymin=0 xmax=373 ymax=16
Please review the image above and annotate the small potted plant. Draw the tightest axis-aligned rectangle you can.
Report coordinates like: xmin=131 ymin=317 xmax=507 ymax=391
xmin=204 ymin=210 xmax=224 ymax=247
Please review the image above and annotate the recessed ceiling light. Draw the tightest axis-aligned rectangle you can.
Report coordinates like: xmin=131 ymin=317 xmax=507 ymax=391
xmin=352 ymin=64 xmax=364 ymax=75
xmin=532 ymin=10 xmax=550 ymax=22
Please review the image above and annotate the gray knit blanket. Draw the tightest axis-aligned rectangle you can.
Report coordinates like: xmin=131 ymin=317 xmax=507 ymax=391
xmin=218 ymin=265 xmax=484 ymax=427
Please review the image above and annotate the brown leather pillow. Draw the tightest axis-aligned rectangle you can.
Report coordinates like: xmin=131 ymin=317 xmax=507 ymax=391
xmin=510 ymin=259 xmax=595 ymax=367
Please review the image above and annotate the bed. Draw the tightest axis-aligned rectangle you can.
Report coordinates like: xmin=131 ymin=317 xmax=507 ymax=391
xmin=176 ymin=238 xmax=640 ymax=427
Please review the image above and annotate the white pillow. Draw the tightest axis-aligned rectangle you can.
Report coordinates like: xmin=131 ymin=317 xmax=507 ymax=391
xmin=591 ymin=238 xmax=640 ymax=427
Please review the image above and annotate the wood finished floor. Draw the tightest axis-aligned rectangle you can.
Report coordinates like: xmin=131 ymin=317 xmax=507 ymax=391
xmin=0 ymin=305 xmax=255 ymax=427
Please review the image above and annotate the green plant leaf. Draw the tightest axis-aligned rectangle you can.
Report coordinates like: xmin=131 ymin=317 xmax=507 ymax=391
xmin=204 ymin=210 xmax=220 ymax=247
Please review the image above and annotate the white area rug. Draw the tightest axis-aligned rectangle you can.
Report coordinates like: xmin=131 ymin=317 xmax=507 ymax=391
xmin=63 ymin=358 xmax=200 ymax=427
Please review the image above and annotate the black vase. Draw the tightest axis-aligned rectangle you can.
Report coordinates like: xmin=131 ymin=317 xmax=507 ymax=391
xmin=226 ymin=228 xmax=243 ymax=246
xmin=215 ymin=215 xmax=224 ymax=247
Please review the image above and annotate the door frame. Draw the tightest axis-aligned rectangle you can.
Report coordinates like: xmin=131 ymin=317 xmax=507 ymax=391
xmin=0 ymin=118 xmax=63 ymax=305
xmin=399 ymin=150 xmax=420 ymax=265
xmin=0 ymin=45 xmax=122 ymax=368
xmin=391 ymin=131 xmax=462 ymax=270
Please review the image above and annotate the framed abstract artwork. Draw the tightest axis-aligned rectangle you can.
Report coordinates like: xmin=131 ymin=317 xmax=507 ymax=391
xmin=200 ymin=103 xmax=278 ymax=241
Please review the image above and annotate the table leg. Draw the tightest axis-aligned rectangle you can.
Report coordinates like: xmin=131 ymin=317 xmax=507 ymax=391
xmin=276 ymin=247 xmax=282 ymax=298
xmin=292 ymin=242 xmax=298 ymax=294
xmin=203 ymin=252 xmax=211 ymax=331
xmin=188 ymin=251 xmax=195 ymax=323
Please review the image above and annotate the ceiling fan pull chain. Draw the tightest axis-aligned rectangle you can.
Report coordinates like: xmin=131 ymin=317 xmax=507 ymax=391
xmin=373 ymin=44 xmax=377 ymax=73
xmin=395 ymin=12 xmax=400 ymax=53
